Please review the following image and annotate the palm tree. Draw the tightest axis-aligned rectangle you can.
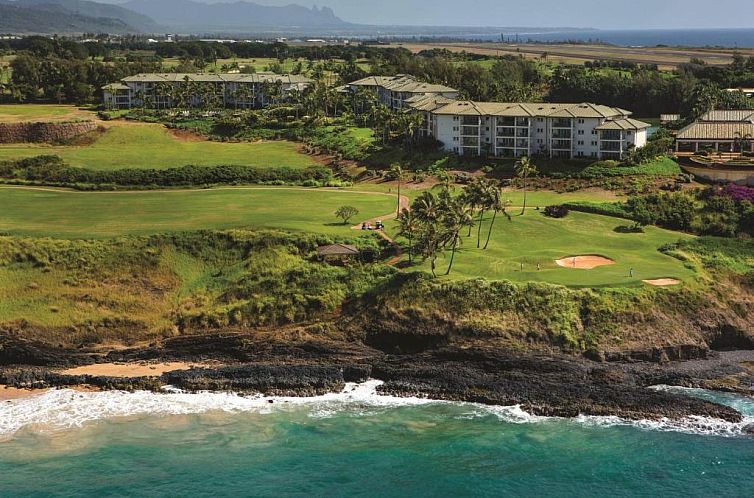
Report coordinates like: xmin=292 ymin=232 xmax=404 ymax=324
xmin=443 ymin=200 xmax=475 ymax=275
xmin=389 ymin=163 xmax=406 ymax=217
xmin=397 ymin=208 xmax=419 ymax=264
xmin=514 ymin=156 xmax=538 ymax=215
xmin=483 ymin=188 xmax=512 ymax=250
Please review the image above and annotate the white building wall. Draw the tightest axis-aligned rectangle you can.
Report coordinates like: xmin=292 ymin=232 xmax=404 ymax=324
xmin=434 ymin=115 xmax=461 ymax=154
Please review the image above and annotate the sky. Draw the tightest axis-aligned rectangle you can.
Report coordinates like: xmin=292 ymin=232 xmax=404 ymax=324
xmin=106 ymin=0 xmax=754 ymax=29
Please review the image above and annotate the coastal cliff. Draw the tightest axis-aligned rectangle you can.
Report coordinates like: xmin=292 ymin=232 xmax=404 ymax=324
xmin=0 ymin=230 xmax=752 ymax=422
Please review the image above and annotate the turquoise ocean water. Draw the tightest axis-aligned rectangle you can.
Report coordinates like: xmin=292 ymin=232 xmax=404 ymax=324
xmin=1 ymin=382 xmax=753 ymax=497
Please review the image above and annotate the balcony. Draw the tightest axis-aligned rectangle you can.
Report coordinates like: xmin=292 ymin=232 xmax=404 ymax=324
xmin=496 ymin=138 xmax=515 ymax=148
xmin=462 ymin=117 xmax=480 ymax=126
xmin=515 ymin=117 xmax=529 ymax=127
xmin=461 ymin=126 xmax=480 ymax=136
xmin=552 ymin=139 xmax=571 ymax=150
xmin=552 ymin=130 xmax=572 ymax=139
xmin=496 ymin=127 xmax=516 ymax=137
xmin=600 ymin=142 xmax=622 ymax=152
xmin=462 ymin=137 xmax=480 ymax=147
xmin=516 ymin=139 xmax=529 ymax=148
xmin=600 ymin=130 xmax=623 ymax=141
xmin=498 ymin=117 xmax=516 ymax=126
xmin=552 ymin=118 xmax=572 ymax=128
xmin=516 ymin=128 xmax=530 ymax=138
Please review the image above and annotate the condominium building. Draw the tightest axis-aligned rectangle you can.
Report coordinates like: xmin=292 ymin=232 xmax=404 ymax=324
xmin=346 ymin=74 xmax=459 ymax=110
xmin=102 ymin=72 xmax=314 ymax=110
xmin=409 ymin=98 xmax=650 ymax=160
xmin=675 ymin=110 xmax=754 ymax=154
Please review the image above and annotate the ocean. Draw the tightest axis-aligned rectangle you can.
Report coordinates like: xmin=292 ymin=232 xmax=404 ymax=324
xmin=1 ymin=382 xmax=753 ymax=497
xmin=414 ymin=29 xmax=754 ymax=48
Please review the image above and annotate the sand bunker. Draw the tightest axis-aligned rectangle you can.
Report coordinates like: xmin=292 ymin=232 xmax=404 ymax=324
xmin=643 ymin=278 xmax=681 ymax=287
xmin=555 ymin=255 xmax=616 ymax=270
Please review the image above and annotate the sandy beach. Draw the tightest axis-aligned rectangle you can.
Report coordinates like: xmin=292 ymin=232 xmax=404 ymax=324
xmin=0 ymin=386 xmax=50 ymax=401
xmin=60 ymin=362 xmax=212 ymax=378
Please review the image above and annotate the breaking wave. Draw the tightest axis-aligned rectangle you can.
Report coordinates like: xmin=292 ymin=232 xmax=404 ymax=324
xmin=1 ymin=381 xmax=751 ymax=439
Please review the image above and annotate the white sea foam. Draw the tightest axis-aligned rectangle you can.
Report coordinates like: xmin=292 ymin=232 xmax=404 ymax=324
xmin=1 ymin=381 xmax=751 ymax=439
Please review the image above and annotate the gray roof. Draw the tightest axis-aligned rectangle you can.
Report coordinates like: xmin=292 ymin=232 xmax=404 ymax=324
xmin=120 ymin=73 xmax=313 ymax=85
xmin=317 ymin=244 xmax=359 ymax=256
xmin=429 ymin=101 xmax=632 ymax=119
xmin=698 ymin=110 xmax=754 ymax=122
xmin=676 ymin=121 xmax=754 ymax=140
xmin=595 ymin=118 xmax=652 ymax=131
xmin=349 ymin=74 xmax=458 ymax=95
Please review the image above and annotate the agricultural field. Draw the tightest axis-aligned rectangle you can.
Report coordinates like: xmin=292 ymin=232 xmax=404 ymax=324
xmin=402 ymin=210 xmax=695 ymax=288
xmin=0 ymin=120 xmax=316 ymax=170
xmin=0 ymin=186 xmax=396 ymax=238
xmin=389 ymin=42 xmax=749 ymax=70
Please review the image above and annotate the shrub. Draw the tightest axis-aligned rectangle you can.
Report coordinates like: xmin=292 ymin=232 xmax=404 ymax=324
xmin=543 ymin=205 xmax=570 ymax=218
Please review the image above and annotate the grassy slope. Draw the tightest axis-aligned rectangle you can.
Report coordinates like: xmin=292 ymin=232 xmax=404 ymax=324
xmin=399 ymin=211 xmax=695 ymax=288
xmin=0 ymin=122 xmax=316 ymax=170
xmin=0 ymin=186 xmax=396 ymax=239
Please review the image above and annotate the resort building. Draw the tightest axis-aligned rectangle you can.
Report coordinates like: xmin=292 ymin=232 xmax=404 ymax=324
xmin=408 ymin=97 xmax=650 ymax=160
xmin=346 ymin=74 xmax=459 ymax=110
xmin=675 ymin=110 xmax=754 ymax=155
xmin=102 ymin=72 xmax=314 ymax=110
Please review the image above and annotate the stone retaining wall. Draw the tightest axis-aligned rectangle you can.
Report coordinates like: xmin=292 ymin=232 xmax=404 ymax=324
xmin=0 ymin=121 xmax=98 ymax=144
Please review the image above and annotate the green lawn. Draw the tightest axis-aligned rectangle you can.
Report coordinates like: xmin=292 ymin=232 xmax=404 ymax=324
xmin=396 ymin=211 xmax=695 ymax=288
xmin=0 ymin=186 xmax=395 ymax=238
xmin=0 ymin=104 xmax=89 ymax=122
xmin=0 ymin=122 xmax=316 ymax=170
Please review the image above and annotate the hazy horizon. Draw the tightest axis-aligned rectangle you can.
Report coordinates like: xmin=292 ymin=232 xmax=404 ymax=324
xmin=99 ymin=0 xmax=754 ymax=30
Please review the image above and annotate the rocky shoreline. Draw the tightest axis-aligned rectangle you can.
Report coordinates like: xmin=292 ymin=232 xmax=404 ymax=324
xmin=1 ymin=332 xmax=753 ymax=424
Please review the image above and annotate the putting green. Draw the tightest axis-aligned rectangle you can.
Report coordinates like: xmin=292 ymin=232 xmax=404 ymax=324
xmin=396 ymin=211 xmax=696 ymax=288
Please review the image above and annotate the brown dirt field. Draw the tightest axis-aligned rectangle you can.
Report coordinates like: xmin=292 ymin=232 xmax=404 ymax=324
xmin=556 ymin=255 xmax=616 ymax=270
xmin=60 ymin=361 xmax=213 ymax=378
xmin=643 ymin=278 xmax=681 ymax=286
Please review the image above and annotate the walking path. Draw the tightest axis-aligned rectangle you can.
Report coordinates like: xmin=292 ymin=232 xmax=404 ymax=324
xmin=351 ymin=194 xmax=410 ymax=266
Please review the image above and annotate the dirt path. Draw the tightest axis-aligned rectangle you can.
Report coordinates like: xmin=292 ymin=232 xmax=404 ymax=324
xmin=352 ymin=194 xmax=409 ymax=266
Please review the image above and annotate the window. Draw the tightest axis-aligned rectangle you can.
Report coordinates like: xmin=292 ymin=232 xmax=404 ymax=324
xmin=577 ymin=140 xmax=584 ymax=145
xmin=591 ymin=141 xmax=598 ymax=146
xmin=486 ymin=127 xmax=490 ymax=131
xmin=592 ymin=130 xmax=597 ymax=135
xmin=578 ymin=119 xmax=585 ymax=124
xmin=537 ymin=128 xmax=544 ymax=133
xmin=538 ymin=118 xmax=544 ymax=122
xmin=578 ymin=130 xmax=584 ymax=135
xmin=577 ymin=151 xmax=584 ymax=157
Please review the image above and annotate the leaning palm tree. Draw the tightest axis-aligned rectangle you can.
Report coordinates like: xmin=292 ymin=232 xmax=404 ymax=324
xmin=514 ymin=156 xmax=538 ymax=215
xmin=483 ymin=188 xmax=513 ymax=250
xmin=443 ymin=200 xmax=475 ymax=275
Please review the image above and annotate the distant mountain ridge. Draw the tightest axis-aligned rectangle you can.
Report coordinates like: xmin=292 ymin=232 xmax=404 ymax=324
xmin=16 ymin=0 xmax=163 ymax=32
xmin=122 ymin=0 xmax=351 ymax=31
xmin=0 ymin=0 xmax=141 ymax=33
